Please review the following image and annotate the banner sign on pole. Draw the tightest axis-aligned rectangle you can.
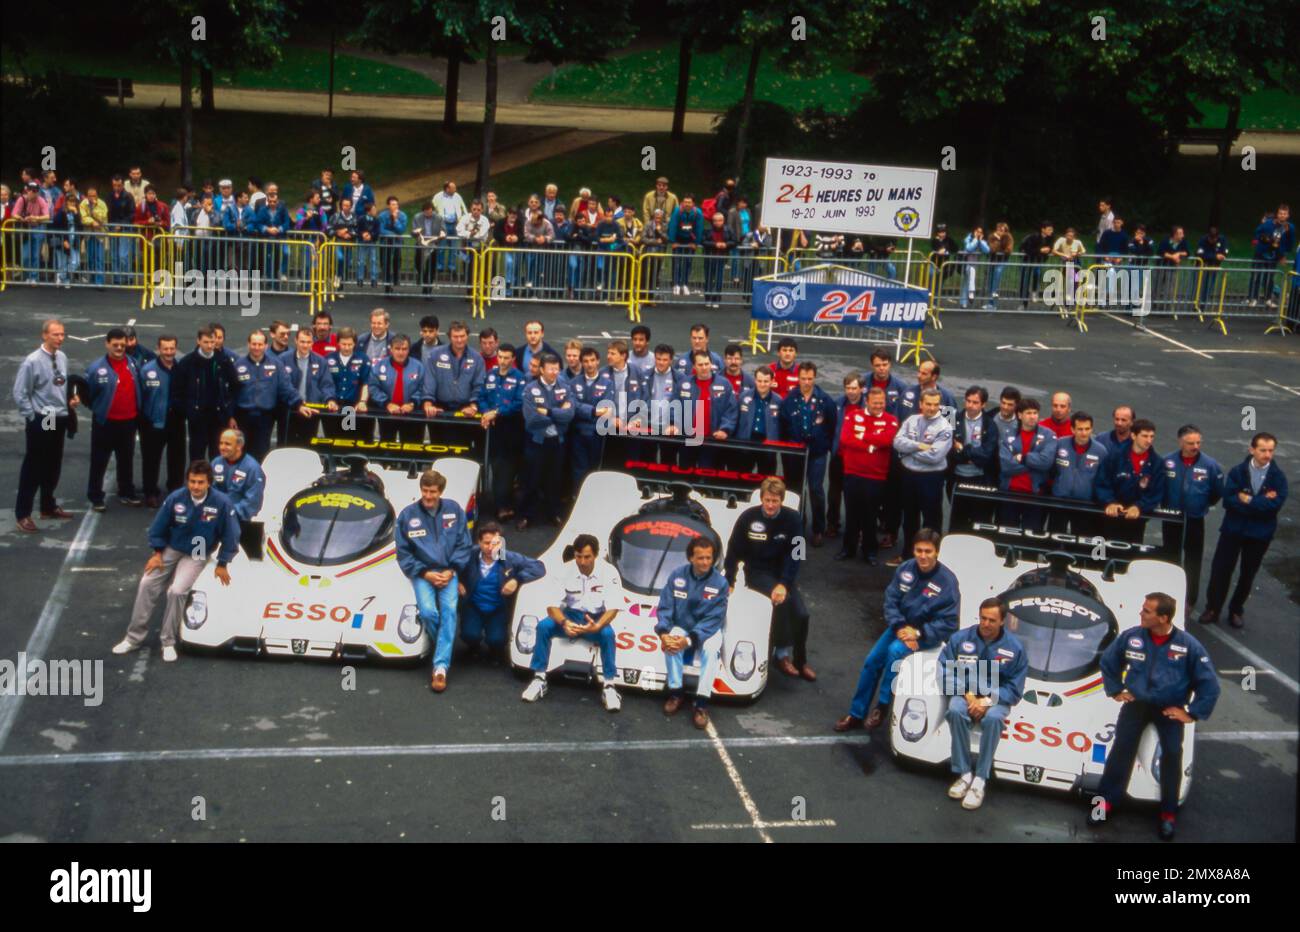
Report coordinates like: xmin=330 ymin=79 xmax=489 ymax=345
xmin=752 ymin=277 xmax=928 ymax=329
xmin=760 ymin=158 xmax=938 ymax=239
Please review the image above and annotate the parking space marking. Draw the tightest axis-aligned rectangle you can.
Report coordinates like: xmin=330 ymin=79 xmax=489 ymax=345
xmin=0 ymin=509 xmax=101 ymax=751
xmin=704 ymin=719 xmax=772 ymax=843
xmin=1202 ymin=626 xmax=1300 ymax=695
xmin=1100 ymin=313 xmax=1214 ymax=359
xmin=0 ymin=733 xmax=873 ymax=767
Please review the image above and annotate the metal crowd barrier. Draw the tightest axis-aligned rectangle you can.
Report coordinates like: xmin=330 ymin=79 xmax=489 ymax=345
xmin=322 ymin=238 xmax=480 ymax=310
xmin=152 ymin=230 xmax=322 ymax=311
xmin=0 ymin=219 xmax=150 ymax=308
xmin=635 ymin=247 xmax=779 ymax=317
xmin=479 ymin=244 xmax=637 ymax=320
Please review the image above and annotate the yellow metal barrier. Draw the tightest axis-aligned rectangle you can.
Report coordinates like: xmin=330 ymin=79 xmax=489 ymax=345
xmin=152 ymin=231 xmax=320 ymax=311
xmin=1265 ymin=271 xmax=1297 ymax=335
xmin=478 ymin=244 xmax=638 ymax=320
xmin=1 ymin=219 xmax=150 ymax=308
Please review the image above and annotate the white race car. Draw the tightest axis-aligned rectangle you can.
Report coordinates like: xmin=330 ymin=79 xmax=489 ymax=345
xmin=890 ymin=487 xmax=1194 ymax=804
xmin=508 ymin=468 xmax=801 ymax=701
xmin=179 ymin=446 xmax=480 ymax=663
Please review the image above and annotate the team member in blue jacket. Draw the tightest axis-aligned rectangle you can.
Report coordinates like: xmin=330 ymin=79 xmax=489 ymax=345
xmin=655 ymin=536 xmax=730 ymax=729
xmin=459 ymin=521 xmax=545 ymax=659
xmin=1048 ymin=411 xmax=1109 ymax=534
xmin=138 ymin=334 xmax=186 ymax=507
xmin=1090 ymin=592 xmax=1220 ymax=840
xmin=898 ymin=359 xmax=957 ymax=421
xmin=395 ymin=469 xmax=474 ymax=692
xmin=365 ymin=335 xmax=425 ymax=444
xmin=1161 ymin=425 xmax=1223 ymax=615
xmin=420 ymin=321 xmax=485 ymax=416
xmin=836 ymin=529 xmax=960 ymax=731
xmin=1095 ymin=418 xmax=1164 ymax=543
xmin=734 ymin=367 xmax=784 ymax=474
xmin=211 ymin=428 xmax=265 ymax=526
xmin=947 ymin=385 xmax=1000 ymax=531
xmin=1200 ymin=432 xmax=1287 ymax=629
xmin=84 ymin=328 xmax=144 ymax=510
xmin=779 ymin=362 xmax=837 ymax=541
xmin=867 ymin=349 xmax=907 ymax=419
xmin=518 ymin=354 xmax=576 ymax=530
xmin=233 ymin=330 xmax=310 ymax=461
xmin=566 ymin=347 xmax=617 ymax=490
xmin=112 ymin=460 xmax=240 ymax=663
xmin=675 ymin=350 xmax=738 ymax=468
xmin=480 ymin=344 xmax=525 ymax=520
xmin=941 ymin=598 xmax=1028 ymax=811
xmin=280 ymin=328 xmax=336 ymax=445
xmin=323 ymin=328 xmax=371 ymax=438
xmin=998 ymin=397 xmax=1057 ymax=529
xmin=671 ymin=324 xmax=723 ymax=379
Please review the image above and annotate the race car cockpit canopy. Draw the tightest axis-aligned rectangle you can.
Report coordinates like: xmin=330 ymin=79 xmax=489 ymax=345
xmin=1000 ymin=567 xmax=1119 ymax=685
xmin=280 ymin=479 xmax=396 ymax=567
xmin=609 ymin=490 xmax=723 ymax=596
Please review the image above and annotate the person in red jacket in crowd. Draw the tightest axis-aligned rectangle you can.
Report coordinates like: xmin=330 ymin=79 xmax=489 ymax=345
xmin=836 ymin=385 xmax=899 ymax=565
xmin=1045 ymin=391 xmax=1074 ymax=438
xmin=767 ymin=337 xmax=800 ymax=398
xmin=132 ymin=186 xmax=170 ymax=241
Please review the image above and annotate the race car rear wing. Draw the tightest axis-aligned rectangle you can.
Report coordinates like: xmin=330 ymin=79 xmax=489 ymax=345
xmin=949 ymin=482 xmax=1186 ymax=575
xmin=302 ymin=404 xmax=490 ymax=473
xmin=598 ymin=433 xmax=810 ymax=508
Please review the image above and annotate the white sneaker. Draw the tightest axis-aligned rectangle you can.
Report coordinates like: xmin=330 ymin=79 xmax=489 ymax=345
xmin=962 ymin=780 xmax=986 ymax=810
xmin=602 ymin=683 xmax=622 ymax=712
xmin=162 ymin=645 xmax=178 ymax=663
xmin=522 ymin=676 xmax=547 ymax=702
xmin=672 ymin=284 xmax=681 ymax=296
xmin=948 ymin=773 xmax=973 ymax=799
xmin=111 ymin=638 xmax=141 ymax=656
xmin=682 ymin=285 xmax=691 ymax=296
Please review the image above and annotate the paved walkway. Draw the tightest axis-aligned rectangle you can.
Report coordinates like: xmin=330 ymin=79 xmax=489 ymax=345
xmin=122 ymin=83 xmax=720 ymax=134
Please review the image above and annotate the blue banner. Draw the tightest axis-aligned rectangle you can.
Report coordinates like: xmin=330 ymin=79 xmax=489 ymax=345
xmin=752 ymin=279 xmax=928 ymax=329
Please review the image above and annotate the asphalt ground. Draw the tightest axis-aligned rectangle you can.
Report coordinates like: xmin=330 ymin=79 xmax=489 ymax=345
xmin=0 ymin=284 xmax=1295 ymax=843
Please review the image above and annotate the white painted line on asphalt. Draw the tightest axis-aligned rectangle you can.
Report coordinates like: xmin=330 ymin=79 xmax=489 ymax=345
xmin=692 ymin=819 xmax=837 ymax=831
xmin=0 ymin=733 xmax=873 ymax=768
xmin=1197 ymin=731 xmax=1297 ymax=742
xmin=70 ymin=567 xmax=115 ymax=573
xmin=1202 ymin=625 xmax=1300 ymax=695
xmin=1100 ymin=313 xmax=1214 ymax=360
xmin=704 ymin=718 xmax=772 ymax=843
xmin=1265 ymin=379 xmax=1300 ymax=397
xmin=0 ymin=509 xmax=102 ymax=751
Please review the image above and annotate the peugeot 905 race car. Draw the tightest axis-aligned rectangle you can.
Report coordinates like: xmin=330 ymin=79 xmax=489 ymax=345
xmin=890 ymin=485 xmax=1196 ymax=803
xmin=180 ymin=414 xmax=485 ymax=662
xmin=508 ymin=436 xmax=808 ymax=700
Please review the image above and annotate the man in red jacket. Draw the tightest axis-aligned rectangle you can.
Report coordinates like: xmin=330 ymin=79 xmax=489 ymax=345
xmin=836 ymin=386 xmax=899 ymax=565
xmin=767 ymin=337 xmax=800 ymax=398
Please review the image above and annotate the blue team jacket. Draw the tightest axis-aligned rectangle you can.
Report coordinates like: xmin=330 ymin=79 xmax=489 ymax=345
xmin=1219 ymin=457 xmax=1288 ymax=540
xmin=1050 ymin=436 xmax=1110 ymax=501
xmin=736 ymin=387 xmax=784 ymax=442
xmin=84 ymin=354 xmax=142 ymax=425
xmin=138 ymin=358 xmax=177 ymax=430
xmin=420 ymin=346 xmax=486 ymax=408
xmin=367 ymin=357 xmax=425 ymax=407
xmin=1101 ymin=625 xmax=1220 ymax=721
xmin=654 ymin=562 xmax=729 ymax=642
xmin=325 ymin=353 xmax=371 ymax=405
xmin=1161 ymin=451 xmax=1223 ymax=519
xmin=939 ymin=624 xmax=1029 ymax=706
xmin=234 ymin=353 xmax=300 ymax=413
xmin=278 ymin=351 xmax=337 ymax=405
xmin=883 ymin=559 xmax=960 ymax=647
xmin=521 ymin=377 xmax=577 ymax=443
xmin=147 ymin=488 xmax=241 ymax=566
xmin=1095 ymin=440 xmax=1165 ymax=512
xmin=395 ymin=498 xmax=473 ymax=579
xmin=998 ymin=425 xmax=1057 ymax=493
xmin=481 ymin=367 xmax=525 ymax=418
xmin=210 ymin=453 xmax=265 ymax=522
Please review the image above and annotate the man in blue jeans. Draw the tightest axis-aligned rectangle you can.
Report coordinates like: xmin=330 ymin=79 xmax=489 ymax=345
xmin=521 ymin=534 xmax=623 ymax=712
xmin=835 ymin=528 xmax=960 ymax=731
xmin=656 ymin=536 xmax=729 ymax=730
xmin=395 ymin=469 xmax=473 ymax=693
xmin=459 ymin=521 xmax=545 ymax=661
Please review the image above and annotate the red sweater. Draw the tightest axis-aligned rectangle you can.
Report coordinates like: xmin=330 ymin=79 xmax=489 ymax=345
xmin=107 ymin=356 xmax=138 ymax=421
xmin=1009 ymin=429 xmax=1037 ymax=493
xmin=768 ymin=361 xmax=799 ymax=398
xmin=840 ymin=409 xmax=899 ymax=480
xmin=1046 ymin=415 xmax=1073 ymax=438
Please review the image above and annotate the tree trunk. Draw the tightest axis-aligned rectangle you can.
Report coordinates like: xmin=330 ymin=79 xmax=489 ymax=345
xmin=976 ymin=108 xmax=1000 ymax=226
xmin=199 ymin=64 xmax=214 ymax=114
xmin=671 ymin=33 xmax=693 ymax=141
xmin=327 ymin=25 xmax=336 ymax=119
xmin=443 ymin=54 xmax=460 ymax=131
xmin=1209 ymin=98 xmax=1241 ymax=228
xmin=732 ymin=44 xmax=761 ymax=181
xmin=180 ymin=57 xmax=194 ymax=188
xmin=475 ymin=43 xmax=498 ymax=199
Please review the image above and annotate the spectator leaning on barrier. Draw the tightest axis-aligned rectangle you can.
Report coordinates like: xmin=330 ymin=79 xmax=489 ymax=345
xmin=667 ymin=195 xmax=703 ymax=295
xmin=985 ymin=221 xmax=1013 ymax=307
xmin=1195 ymin=226 xmax=1229 ymax=311
xmin=960 ymin=226 xmax=989 ymax=308
xmin=1248 ymin=203 xmax=1294 ymax=306
xmin=1019 ymin=220 xmax=1054 ymax=306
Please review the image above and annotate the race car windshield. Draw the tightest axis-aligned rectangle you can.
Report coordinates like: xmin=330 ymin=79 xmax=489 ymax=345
xmin=280 ymin=485 xmax=395 ymax=566
xmin=1003 ymin=585 xmax=1117 ymax=683
xmin=611 ymin=516 xmax=722 ymax=596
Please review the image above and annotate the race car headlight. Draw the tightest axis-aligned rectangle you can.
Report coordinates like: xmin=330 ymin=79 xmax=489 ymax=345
xmin=516 ymin=615 xmax=538 ymax=654
xmin=899 ymin=698 xmax=928 ymax=742
xmin=730 ymin=641 xmax=756 ymax=681
xmin=184 ymin=590 xmax=207 ymax=629
xmin=397 ymin=604 xmax=422 ymax=644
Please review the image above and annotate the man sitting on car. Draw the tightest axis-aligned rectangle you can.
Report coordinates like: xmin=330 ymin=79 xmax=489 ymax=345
xmin=940 ymin=597 xmax=1027 ymax=811
xmin=656 ymin=536 xmax=729 ymax=730
xmin=835 ymin=528 xmax=960 ymax=732
xmin=458 ymin=521 xmax=545 ymax=662
xmin=522 ymin=533 xmax=622 ymax=712
xmin=395 ymin=469 xmax=474 ymax=694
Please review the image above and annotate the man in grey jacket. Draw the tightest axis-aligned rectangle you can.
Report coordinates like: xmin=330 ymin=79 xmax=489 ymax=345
xmin=889 ymin=388 xmax=954 ymax=565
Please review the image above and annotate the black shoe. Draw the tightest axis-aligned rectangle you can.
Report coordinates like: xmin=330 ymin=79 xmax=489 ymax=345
xmin=1158 ymin=818 xmax=1176 ymax=841
xmin=90 ymin=501 xmax=107 ymax=513
xmin=1229 ymin=612 xmax=1245 ymax=629
xmin=833 ymin=551 xmax=854 ymax=561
